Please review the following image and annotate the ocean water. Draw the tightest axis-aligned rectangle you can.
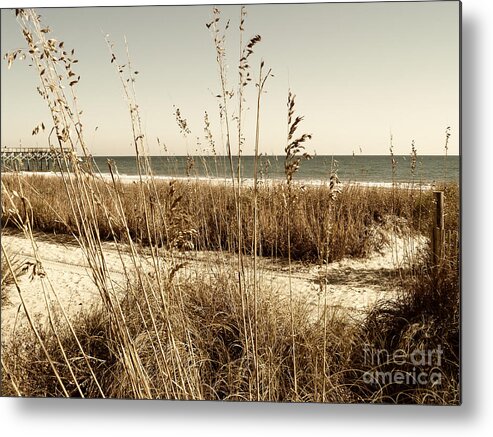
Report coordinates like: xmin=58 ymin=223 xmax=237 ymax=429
xmin=90 ymin=155 xmax=459 ymax=184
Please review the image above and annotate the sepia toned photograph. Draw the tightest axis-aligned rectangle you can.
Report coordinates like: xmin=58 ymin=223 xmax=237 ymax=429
xmin=1 ymin=1 xmax=460 ymax=404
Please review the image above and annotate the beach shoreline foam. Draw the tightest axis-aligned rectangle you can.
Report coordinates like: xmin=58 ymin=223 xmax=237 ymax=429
xmin=2 ymin=170 xmax=436 ymax=191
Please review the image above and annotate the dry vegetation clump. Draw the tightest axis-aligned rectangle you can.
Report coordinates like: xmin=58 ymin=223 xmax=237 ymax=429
xmin=346 ymin=186 xmax=460 ymax=405
xmin=1 ymin=174 xmax=438 ymax=262
xmin=1 ymin=272 xmax=356 ymax=401
xmin=1 ymin=306 xmax=113 ymax=398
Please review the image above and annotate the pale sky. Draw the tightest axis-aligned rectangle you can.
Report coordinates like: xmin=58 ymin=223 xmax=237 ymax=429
xmin=0 ymin=1 xmax=460 ymax=156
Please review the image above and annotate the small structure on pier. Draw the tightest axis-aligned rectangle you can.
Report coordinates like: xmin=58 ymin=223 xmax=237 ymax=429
xmin=1 ymin=147 xmax=73 ymax=172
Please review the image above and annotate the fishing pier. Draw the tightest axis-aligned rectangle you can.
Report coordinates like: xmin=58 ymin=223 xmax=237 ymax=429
xmin=1 ymin=147 xmax=73 ymax=172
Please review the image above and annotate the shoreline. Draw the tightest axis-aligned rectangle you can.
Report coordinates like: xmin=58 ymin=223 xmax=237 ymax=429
xmin=1 ymin=170 xmax=446 ymax=191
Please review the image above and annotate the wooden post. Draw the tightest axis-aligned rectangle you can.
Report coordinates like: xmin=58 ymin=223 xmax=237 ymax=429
xmin=432 ymin=191 xmax=445 ymax=266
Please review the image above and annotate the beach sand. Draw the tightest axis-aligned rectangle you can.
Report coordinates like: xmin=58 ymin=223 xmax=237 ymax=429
xmin=1 ymin=228 xmax=425 ymax=343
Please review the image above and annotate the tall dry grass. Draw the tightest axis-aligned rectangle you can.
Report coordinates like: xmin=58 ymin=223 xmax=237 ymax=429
xmin=2 ymin=270 xmax=357 ymax=401
xmin=1 ymin=174 xmax=437 ymax=262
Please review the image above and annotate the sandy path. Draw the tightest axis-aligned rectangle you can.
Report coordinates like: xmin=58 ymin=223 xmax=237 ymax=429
xmin=254 ymin=233 xmax=424 ymax=321
xmin=1 ymin=230 xmax=424 ymax=341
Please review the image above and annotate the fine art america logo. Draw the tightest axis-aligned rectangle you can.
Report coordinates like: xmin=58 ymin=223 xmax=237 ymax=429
xmin=362 ymin=344 xmax=444 ymax=386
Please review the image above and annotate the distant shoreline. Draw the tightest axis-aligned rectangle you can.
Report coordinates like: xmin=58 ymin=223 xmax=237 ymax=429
xmin=1 ymin=154 xmax=460 ymax=185
xmin=2 ymin=170 xmax=445 ymax=191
